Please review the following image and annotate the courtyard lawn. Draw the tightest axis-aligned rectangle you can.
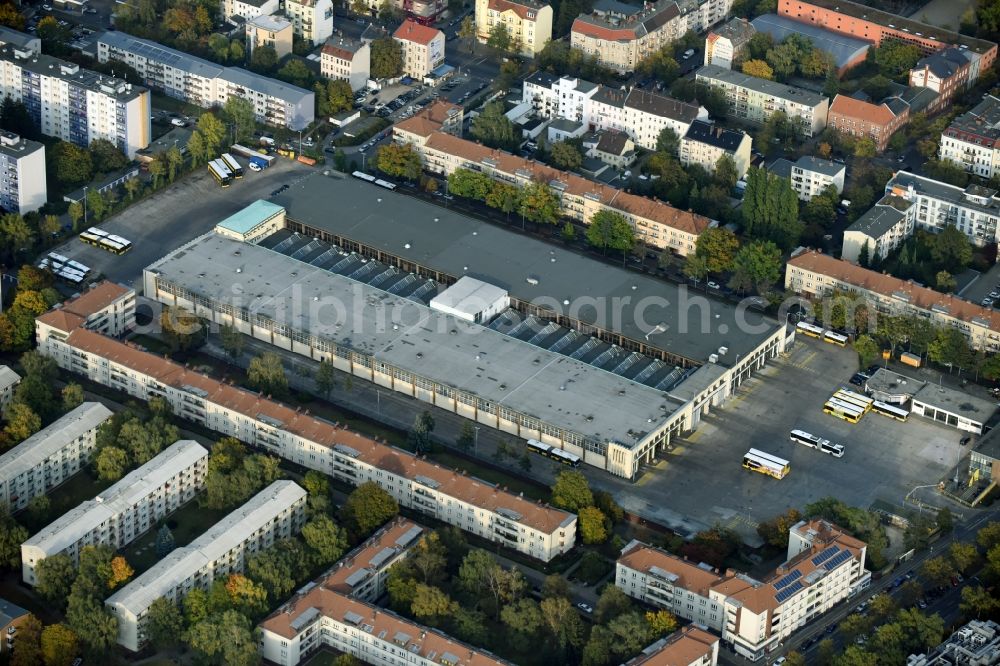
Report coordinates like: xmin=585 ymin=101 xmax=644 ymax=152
xmin=121 ymin=496 xmax=230 ymax=574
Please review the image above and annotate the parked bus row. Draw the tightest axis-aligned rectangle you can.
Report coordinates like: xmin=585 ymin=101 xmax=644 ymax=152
xmin=790 ymin=429 xmax=845 ymax=458
xmin=872 ymin=400 xmax=909 ymax=422
xmin=526 ymin=439 xmax=581 ymax=467
xmin=796 ymin=321 xmax=849 ymax=347
xmin=79 ymin=227 xmax=132 ymax=254
xmin=38 ymin=252 xmax=90 ymax=285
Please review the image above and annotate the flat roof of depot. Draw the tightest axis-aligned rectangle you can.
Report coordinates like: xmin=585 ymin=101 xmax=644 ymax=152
xmin=146 ymin=232 xmax=683 ymax=448
xmin=216 ymin=199 xmax=285 ymax=234
xmin=273 ymin=174 xmax=779 ymax=364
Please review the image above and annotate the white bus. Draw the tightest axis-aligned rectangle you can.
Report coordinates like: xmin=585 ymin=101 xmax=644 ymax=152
xmin=790 ymin=429 xmax=827 ymax=449
xmin=824 ymin=330 xmax=849 ymax=346
xmin=526 ymin=439 xmax=581 ymax=467
xmin=827 ymin=397 xmax=865 ymax=417
xmin=87 ymin=227 xmax=110 ymax=238
xmin=79 ymin=230 xmax=103 ymax=246
xmin=819 ymin=441 xmax=846 ymax=458
xmin=221 ymin=153 xmax=244 ymax=179
xmin=824 ymin=399 xmax=863 ymax=424
xmin=796 ymin=321 xmax=824 ymax=338
xmin=872 ymin=400 xmax=910 ymax=422
xmin=66 ymin=259 xmax=90 ymax=275
xmin=743 ymin=448 xmax=790 ymax=479
xmin=833 ymin=389 xmax=873 ymax=412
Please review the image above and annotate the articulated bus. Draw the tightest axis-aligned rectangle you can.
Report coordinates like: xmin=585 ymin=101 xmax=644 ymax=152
xmin=827 ymin=397 xmax=865 ymax=417
xmin=208 ymin=160 xmax=232 ymax=187
xmin=526 ymin=439 xmax=581 ymax=467
xmin=824 ymin=330 xmax=849 ymax=346
xmin=824 ymin=400 xmax=863 ymax=424
xmin=221 ymin=153 xmax=243 ymax=179
xmin=743 ymin=448 xmax=790 ymax=479
xmin=796 ymin=321 xmax=824 ymax=338
xmin=872 ymin=400 xmax=910 ymax=422
xmin=819 ymin=441 xmax=846 ymax=458
xmin=79 ymin=230 xmax=103 ymax=246
xmin=833 ymin=389 xmax=873 ymax=412
xmin=790 ymin=429 xmax=827 ymax=449
xmin=98 ymin=235 xmax=132 ymax=255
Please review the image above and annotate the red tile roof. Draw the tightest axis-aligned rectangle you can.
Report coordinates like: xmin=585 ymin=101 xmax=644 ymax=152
xmin=60 ymin=327 xmax=574 ymax=535
xmin=617 ymin=541 xmax=726 ymax=596
xmin=829 ymin=94 xmax=898 ymax=126
xmin=394 ymin=18 xmax=443 ymax=45
xmin=63 ymin=281 xmax=131 ymax=318
xmin=625 ymin=627 xmax=718 ymax=666
xmin=394 ymin=100 xmax=463 ymax=138
xmin=323 ymin=518 xmax=422 ymax=595
xmin=260 ymin=588 xmax=513 ymax=664
xmin=788 ymin=249 xmax=1000 ymax=332
xmin=420 ymin=132 xmax=711 ymax=236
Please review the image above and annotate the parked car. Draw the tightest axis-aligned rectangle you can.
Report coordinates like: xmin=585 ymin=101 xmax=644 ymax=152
xmin=41 ymin=4 xmax=52 ymax=10
xmin=576 ymin=603 xmax=593 ymax=614
xmin=707 ymin=281 xmax=720 ymax=289
xmin=682 ymin=48 xmax=695 ymax=58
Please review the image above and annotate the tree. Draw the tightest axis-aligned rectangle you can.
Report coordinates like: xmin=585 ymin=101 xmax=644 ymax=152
xmin=586 ymin=210 xmax=634 ymax=259
xmin=407 ymin=410 xmax=436 ymax=453
xmin=94 ymin=446 xmax=128 ymax=481
xmin=411 ymin=583 xmax=458 ymax=621
xmin=645 ymin=609 xmax=678 ymax=636
xmin=48 ymin=142 xmax=93 ymax=186
xmin=949 ymin=541 xmax=977 ymax=574
xmin=540 ymin=596 xmax=585 ymax=650
xmin=89 ymin=138 xmax=128 ymax=174
xmin=41 ymin=624 xmax=79 ymax=666
xmin=66 ymin=594 xmax=118 ymax=657
xmin=247 ymin=352 xmax=288 ymax=397
xmin=11 ymin=614 xmax=42 ymax=666
xmin=874 ymin=40 xmax=921 ymax=76
xmin=470 ymin=102 xmax=519 ymax=151
xmin=3 ymin=402 xmax=41 ymax=443
xmin=853 ymin=334 xmax=881 ymax=368
xmin=371 ymin=37 xmax=403 ymax=78
xmin=456 ymin=421 xmax=476 ymax=452
xmin=220 ymin=323 xmax=245 ymax=362
xmin=853 ymin=137 xmax=877 ymax=159
xmin=501 ymin=597 xmax=543 ymax=649
xmin=921 ymin=556 xmax=957 ymax=588
xmin=656 ymin=127 xmax=680 ymax=154
xmin=932 ymin=225 xmax=974 ymax=272
xmin=742 ymin=167 xmax=801 ymax=250
xmin=155 ymin=524 xmax=176 ymax=558
xmin=145 ymin=598 xmax=183 ymax=650
xmin=742 ymin=58 xmax=774 ymax=79
xmin=109 ymin=556 xmax=134 ymax=589
xmin=594 ymin=584 xmax=631 ymax=624
xmin=302 ymin=515 xmax=348 ymax=565
xmin=928 ymin=327 xmax=974 ymax=370
xmin=323 ymin=80 xmax=354 ymax=116
xmin=868 ymin=593 xmax=896 ymax=622
xmin=58 ymin=382 xmax=84 ymax=412
xmin=186 ymin=610 xmax=260 ymax=666
xmin=35 ymin=553 xmax=75 ymax=608
xmin=936 ymin=507 xmax=954 ymax=533
xmin=578 ymin=506 xmax=609 ymax=544
xmin=729 ymin=240 xmax=783 ymax=294
xmin=551 ymin=470 xmax=594 ymax=512
xmin=161 ymin=306 xmax=206 ymax=352
xmin=607 ymin=612 xmax=656 ymax=657
xmin=486 ymin=22 xmax=513 ymax=53
xmin=551 ymin=140 xmax=583 ymax=170
xmin=197 ymin=112 xmax=227 ymax=158
xmin=978 ymin=522 xmax=1000 ymax=550
xmin=756 ymin=508 xmax=802 ymax=548
xmin=250 ymin=44 xmax=278 ymax=72
xmin=376 ymin=142 xmax=423 ymax=181
xmin=695 ymin=227 xmax=739 ymax=274
xmin=582 ymin=625 xmax=613 ymax=666
xmin=341 ymin=481 xmax=399 ymax=537
xmin=961 ymin=585 xmax=1000 ymax=618
xmin=0 ymin=513 xmax=27 ymax=569
xmin=518 ymin=181 xmax=561 ymax=225
xmin=221 ymin=96 xmax=256 ymax=145
xmin=684 ymin=254 xmax=710 ymax=282
xmin=838 ymin=613 xmax=871 ymax=643
xmin=714 ymin=155 xmax=740 ymax=190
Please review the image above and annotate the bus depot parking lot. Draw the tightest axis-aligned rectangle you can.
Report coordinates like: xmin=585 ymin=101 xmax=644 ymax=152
xmin=51 ymin=157 xmax=312 ymax=291
xmin=635 ymin=339 xmax=965 ymax=535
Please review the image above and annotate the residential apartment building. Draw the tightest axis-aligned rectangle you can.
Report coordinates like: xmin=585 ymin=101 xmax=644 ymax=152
xmin=617 ymin=519 xmax=869 ymax=661
xmin=246 ymin=14 xmax=294 ymax=59
xmin=0 ymin=599 xmax=29 ymax=656
xmin=362 ymin=0 xmax=447 ymax=23
xmin=842 ymin=195 xmax=912 ymax=263
xmin=674 ymin=0 xmax=733 ymax=34
xmin=398 ymin=124 xmax=712 ymax=254
xmin=106 ymin=480 xmax=307 ymax=651
xmin=285 ymin=0 xmax=334 ymax=45
xmin=21 ymin=440 xmax=209 ymax=585
xmin=790 ymin=155 xmax=845 ymax=200
xmin=786 ymin=248 xmax=1000 ymax=351
xmin=909 ymin=47 xmax=971 ymax=113
xmin=474 ymin=0 xmax=552 ymax=58
xmin=261 ymin=589 xmax=513 ymax=666
xmin=321 ymin=36 xmax=370 ymax=92
xmin=679 ymin=120 xmax=752 ymax=177
xmin=626 ymin=627 xmax=720 ymax=666
xmin=570 ymin=0 xmax=680 ymax=75
xmin=522 ymin=72 xmax=708 ymax=150
xmin=0 ymin=26 xmax=41 ymax=55
xmin=34 ymin=280 xmax=136 ymax=340
xmin=0 ymin=130 xmax=45 ymax=214
xmin=695 ymin=65 xmax=829 ymax=136
xmin=0 ymin=366 xmax=19 ymax=415
xmin=940 ymin=95 xmax=1000 ymax=179
xmin=34 ymin=289 xmax=579 ymax=562
xmin=394 ymin=19 xmax=445 ymax=79
xmin=392 ymin=100 xmax=463 ymax=144
xmin=887 ymin=170 xmax=1000 ymax=245
xmin=909 ymin=620 xmax=1000 ymax=665
xmin=97 ymin=32 xmax=314 ymax=130
xmin=221 ymin=0 xmax=278 ymax=22
xmin=0 ymin=46 xmax=150 ymax=159
xmin=828 ymin=94 xmax=909 ymax=152
xmin=704 ymin=17 xmax=755 ymax=69
xmin=0 ymin=403 xmax=113 ymax=513
xmin=777 ymin=0 xmax=997 ymax=77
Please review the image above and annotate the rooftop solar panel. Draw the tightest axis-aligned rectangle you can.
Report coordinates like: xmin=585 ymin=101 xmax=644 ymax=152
xmin=774 ymin=580 xmax=803 ymax=603
xmin=824 ymin=550 xmax=854 ymax=571
xmin=774 ymin=570 xmax=802 ymax=590
xmin=811 ymin=545 xmax=839 ymax=566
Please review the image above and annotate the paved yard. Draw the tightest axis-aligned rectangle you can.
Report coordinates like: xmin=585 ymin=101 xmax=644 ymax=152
xmin=617 ymin=338 xmax=967 ymax=542
xmin=49 ymin=158 xmax=313 ymax=292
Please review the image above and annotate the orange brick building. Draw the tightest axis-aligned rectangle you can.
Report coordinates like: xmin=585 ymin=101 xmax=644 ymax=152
xmin=827 ymin=94 xmax=910 ymax=151
xmin=778 ymin=0 xmax=996 ymax=76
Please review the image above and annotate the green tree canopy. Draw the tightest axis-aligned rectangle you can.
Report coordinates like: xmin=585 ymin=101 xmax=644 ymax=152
xmin=470 ymin=102 xmax=519 ymax=151
xmin=371 ymin=37 xmax=404 ymax=78
xmin=586 ymin=210 xmax=635 ymax=256
xmin=341 ymin=481 xmax=399 ymax=538
xmin=550 ymin=470 xmax=594 ymax=512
